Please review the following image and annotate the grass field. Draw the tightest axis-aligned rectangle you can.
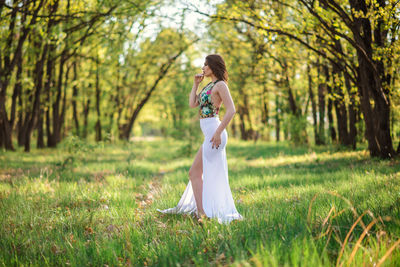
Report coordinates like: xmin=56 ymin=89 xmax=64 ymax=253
xmin=1 ymin=137 xmax=400 ymax=266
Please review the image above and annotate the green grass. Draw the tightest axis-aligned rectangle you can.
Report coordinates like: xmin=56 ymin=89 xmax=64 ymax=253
xmin=1 ymin=138 xmax=400 ymax=266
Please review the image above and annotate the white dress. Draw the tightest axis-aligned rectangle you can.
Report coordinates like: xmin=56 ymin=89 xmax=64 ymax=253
xmin=157 ymin=116 xmax=243 ymax=224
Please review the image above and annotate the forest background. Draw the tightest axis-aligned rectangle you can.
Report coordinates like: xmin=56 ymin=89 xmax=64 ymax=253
xmin=1 ymin=0 xmax=399 ymax=158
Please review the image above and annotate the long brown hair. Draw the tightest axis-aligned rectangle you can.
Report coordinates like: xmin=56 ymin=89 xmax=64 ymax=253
xmin=205 ymin=54 xmax=228 ymax=82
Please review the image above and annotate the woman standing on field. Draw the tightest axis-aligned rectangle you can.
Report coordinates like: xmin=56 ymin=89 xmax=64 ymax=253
xmin=157 ymin=54 xmax=243 ymax=224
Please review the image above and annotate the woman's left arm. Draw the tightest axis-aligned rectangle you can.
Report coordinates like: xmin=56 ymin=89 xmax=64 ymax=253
xmin=210 ymin=82 xmax=236 ymax=148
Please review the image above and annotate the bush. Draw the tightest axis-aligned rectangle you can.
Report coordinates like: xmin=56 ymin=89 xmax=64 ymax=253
xmin=284 ymin=113 xmax=309 ymax=146
xmin=57 ymin=135 xmax=95 ymax=170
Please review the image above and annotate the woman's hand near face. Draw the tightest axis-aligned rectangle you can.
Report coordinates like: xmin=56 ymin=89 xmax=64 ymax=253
xmin=194 ymin=73 xmax=204 ymax=85
xmin=190 ymin=73 xmax=203 ymax=108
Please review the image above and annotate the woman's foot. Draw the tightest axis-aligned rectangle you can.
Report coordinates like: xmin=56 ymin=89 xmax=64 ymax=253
xmin=192 ymin=211 xmax=205 ymax=222
xmin=194 ymin=211 xmax=209 ymax=224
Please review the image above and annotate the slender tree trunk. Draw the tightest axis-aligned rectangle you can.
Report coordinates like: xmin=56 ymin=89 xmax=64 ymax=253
xmin=112 ymin=65 xmax=122 ymax=136
xmin=95 ymin=57 xmax=102 ymax=142
xmin=83 ymin=98 xmax=90 ymax=139
xmin=45 ymin=43 xmax=56 ymax=147
xmin=261 ymin=84 xmax=269 ymax=125
xmin=17 ymin=87 xmax=26 ymax=147
xmin=16 ymin=76 xmax=24 ymax=145
xmin=0 ymin=95 xmax=14 ymax=150
xmin=231 ymin=118 xmax=237 ymax=138
xmin=19 ymin=48 xmax=39 ymax=148
xmin=307 ymin=61 xmax=318 ymax=145
xmin=332 ymin=69 xmax=349 ymax=146
xmin=317 ymin=82 xmax=326 ymax=145
xmin=37 ymin=109 xmax=45 ymax=148
xmin=0 ymin=118 xmax=4 ymax=148
xmin=243 ymin=93 xmax=254 ymax=140
xmin=323 ymin=65 xmax=336 ymax=142
xmin=120 ymin=50 xmax=187 ymax=140
xmin=59 ymin=63 xmax=70 ymax=142
xmin=284 ymin=63 xmax=298 ymax=116
xmin=72 ymin=62 xmax=80 ymax=136
xmin=48 ymin=51 xmax=66 ymax=147
xmin=344 ymin=72 xmax=357 ymax=149
xmin=24 ymin=42 xmax=48 ymax=152
xmin=237 ymin=106 xmax=248 ymax=140
xmin=235 ymin=81 xmax=249 ymax=140
xmin=334 ymin=39 xmax=356 ymax=148
xmin=10 ymin=53 xmax=23 ymax=129
xmin=275 ymin=94 xmax=280 ymax=142
xmin=261 ymin=84 xmax=269 ymax=140
xmin=327 ymin=91 xmax=336 ymax=142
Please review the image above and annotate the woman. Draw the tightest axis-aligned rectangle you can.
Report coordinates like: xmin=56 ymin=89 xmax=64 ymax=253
xmin=157 ymin=54 xmax=243 ymax=224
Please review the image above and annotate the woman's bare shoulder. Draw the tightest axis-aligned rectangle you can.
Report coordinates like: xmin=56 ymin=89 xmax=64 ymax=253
xmin=215 ymin=80 xmax=229 ymax=91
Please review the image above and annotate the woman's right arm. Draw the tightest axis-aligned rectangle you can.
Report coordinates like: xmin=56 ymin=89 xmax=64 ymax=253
xmin=189 ymin=74 xmax=204 ymax=108
xmin=189 ymin=83 xmax=199 ymax=108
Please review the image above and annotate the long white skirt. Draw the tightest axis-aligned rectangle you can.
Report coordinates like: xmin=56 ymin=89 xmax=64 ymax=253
xmin=157 ymin=117 xmax=243 ymax=224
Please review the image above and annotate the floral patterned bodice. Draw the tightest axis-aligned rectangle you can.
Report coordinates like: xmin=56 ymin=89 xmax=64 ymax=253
xmin=198 ymin=80 xmax=221 ymax=119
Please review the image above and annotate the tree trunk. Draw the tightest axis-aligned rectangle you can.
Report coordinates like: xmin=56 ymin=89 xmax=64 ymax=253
xmin=48 ymin=51 xmax=67 ymax=147
xmin=24 ymin=42 xmax=49 ymax=152
xmin=59 ymin=61 xmax=70 ymax=142
xmin=120 ymin=50 xmax=187 ymax=140
xmin=0 ymin=0 xmax=45 ymax=151
xmin=231 ymin=118 xmax=237 ymax=138
xmin=344 ymin=72 xmax=357 ymax=149
xmin=95 ymin=56 xmax=102 ymax=142
xmin=0 ymin=4 xmax=25 ymax=150
xmin=261 ymin=83 xmax=269 ymax=141
xmin=350 ymin=0 xmax=394 ymax=158
xmin=243 ymin=93 xmax=253 ymax=140
xmin=284 ymin=63 xmax=298 ymax=116
xmin=17 ymin=93 xmax=26 ymax=147
xmin=317 ymin=82 xmax=326 ymax=145
xmin=261 ymin=84 xmax=269 ymax=125
xmin=323 ymin=65 xmax=336 ymax=142
xmin=275 ymin=94 xmax=280 ymax=142
xmin=307 ymin=61 xmax=318 ymax=145
xmin=83 ymin=98 xmax=90 ymax=139
xmin=332 ymin=69 xmax=349 ymax=146
xmin=0 ymin=101 xmax=14 ymax=150
xmin=0 ymin=118 xmax=4 ymax=148
xmin=45 ymin=43 xmax=56 ymax=147
xmin=72 ymin=62 xmax=80 ymax=136
xmin=237 ymin=106 xmax=248 ymax=140
xmin=10 ymin=52 xmax=23 ymax=129
xmin=37 ymin=109 xmax=45 ymax=148
xmin=326 ymin=86 xmax=336 ymax=143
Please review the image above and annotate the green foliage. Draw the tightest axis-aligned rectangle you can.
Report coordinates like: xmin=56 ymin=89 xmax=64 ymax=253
xmin=3 ymin=0 xmax=399 ymax=154
xmin=57 ymin=135 xmax=96 ymax=170
xmin=62 ymin=135 xmax=96 ymax=154
xmin=283 ymin=114 xmax=309 ymax=146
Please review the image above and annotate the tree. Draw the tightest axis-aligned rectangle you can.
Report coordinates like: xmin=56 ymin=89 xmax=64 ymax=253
xmin=192 ymin=0 xmax=400 ymax=158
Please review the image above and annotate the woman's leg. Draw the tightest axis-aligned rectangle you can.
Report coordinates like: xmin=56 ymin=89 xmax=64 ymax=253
xmin=189 ymin=145 xmax=205 ymax=216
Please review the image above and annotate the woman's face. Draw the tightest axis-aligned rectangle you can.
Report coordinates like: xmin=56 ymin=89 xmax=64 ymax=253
xmin=201 ymin=61 xmax=213 ymax=77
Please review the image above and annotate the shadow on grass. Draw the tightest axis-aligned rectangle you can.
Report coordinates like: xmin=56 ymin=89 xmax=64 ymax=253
xmin=229 ymin=157 xmax=399 ymax=189
xmin=227 ymin=141 xmax=367 ymax=160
